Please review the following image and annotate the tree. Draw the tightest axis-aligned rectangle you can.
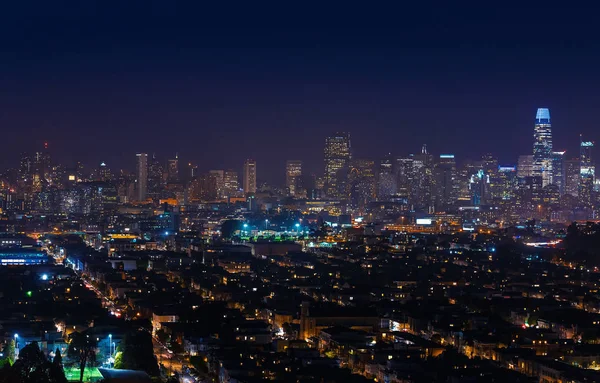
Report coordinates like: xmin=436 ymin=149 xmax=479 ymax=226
xmin=5 ymin=340 xmax=15 ymax=365
xmin=67 ymin=332 xmax=97 ymax=383
xmin=113 ymin=331 xmax=159 ymax=376
xmin=0 ymin=342 xmax=67 ymax=383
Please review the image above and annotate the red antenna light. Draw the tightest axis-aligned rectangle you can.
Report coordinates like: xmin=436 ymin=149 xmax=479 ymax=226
xmin=44 ymin=142 xmax=48 ymax=149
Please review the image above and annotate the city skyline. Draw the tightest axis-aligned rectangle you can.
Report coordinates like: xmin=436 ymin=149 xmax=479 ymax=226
xmin=2 ymin=4 xmax=600 ymax=180
xmin=5 ymin=107 xmax=596 ymax=190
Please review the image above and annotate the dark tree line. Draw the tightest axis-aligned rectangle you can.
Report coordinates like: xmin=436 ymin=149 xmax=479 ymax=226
xmin=0 ymin=343 xmax=67 ymax=383
xmin=564 ymin=222 xmax=600 ymax=266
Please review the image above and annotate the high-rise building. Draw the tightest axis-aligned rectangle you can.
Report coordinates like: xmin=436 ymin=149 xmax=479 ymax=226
xmin=412 ymin=144 xmax=434 ymax=212
xmin=496 ymin=166 xmax=518 ymax=201
xmin=434 ymin=154 xmax=457 ymax=211
xmin=580 ymin=137 xmax=595 ymax=206
xmin=348 ymin=159 xmax=375 ymax=208
xmin=551 ymin=151 xmax=566 ymax=195
xmin=99 ymin=162 xmax=112 ymax=182
xmin=324 ymin=132 xmax=351 ymax=198
xmin=565 ymin=158 xmax=580 ymax=198
xmin=394 ymin=157 xmax=414 ymax=199
xmin=243 ymin=159 xmax=257 ymax=194
xmin=148 ymin=154 xmax=164 ymax=200
xmin=517 ymin=155 xmax=534 ymax=178
xmin=377 ymin=154 xmax=396 ymax=200
xmin=209 ymin=170 xmax=225 ymax=198
xmin=136 ymin=153 xmax=148 ymax=201
xmin=167 ymin=154 xmax=179 ymax=182
xmin=532 ymin=108 xmax=553 ymax=187
xmin=223 ymin=170 xmax=240 ymax=198
xmin=286 ymin=160 xmax=302 ymax=196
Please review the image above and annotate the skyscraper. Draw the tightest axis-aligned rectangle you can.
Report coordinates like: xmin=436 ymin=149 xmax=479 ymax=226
xmin=147 ymin=154 xmax=164 ymax=200
xmin=167 ymin=154 xmax=179 ymax=182
xmin=223 ymin=170 xmax=240 ymax=198
xmin=412 ymin=144 xmax=434 ymax=212
xmin=136 ymin=153 xmax=148 ymax=201
xmin=324 ymin=132 xmax=351 ymax=198
xmin=286 ymin=160 xmax=302 ymax=196
xmin=209 ymin=170 xmax=225 ymax=198
xmin=532 ymin=108 xmax=553 ymax=187
xmin=565 ymin=158 xmax=580 ymax=198
xmin=551 ymin=151 xmax=566 ymax=195
xmin=580 ymin=137 xmax=595 ymax=206
xmin=517 ymin=155 xmax=534 ymax=178
xmin=243 ymin=159 xmax=257 ymax=194
xmin=434 ymin=154 xmax=457 ymax=211
xmin=377 ymin=154 xmax=396 ymax=200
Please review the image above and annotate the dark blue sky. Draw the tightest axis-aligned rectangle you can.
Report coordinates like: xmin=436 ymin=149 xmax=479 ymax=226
xmin=1 ymin=2 xmax=599 ymax=183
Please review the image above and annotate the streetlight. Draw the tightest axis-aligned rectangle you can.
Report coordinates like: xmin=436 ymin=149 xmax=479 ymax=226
xmin=264 ymin=219 xmax=269 ymax=230
xmin=295 ymin=223 xmax=300 ymax=234
xmin=109 ymin=334 xmax=112 ymax=358
xmin=14 ymin=334 xmax=18 ymax=357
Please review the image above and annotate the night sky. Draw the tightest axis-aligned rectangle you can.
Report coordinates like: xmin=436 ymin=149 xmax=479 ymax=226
xmin=1 ymin=3 xmax=599 ymax=183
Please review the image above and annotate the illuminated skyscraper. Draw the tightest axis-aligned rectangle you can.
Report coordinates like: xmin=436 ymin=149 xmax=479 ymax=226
xmin=324 ymin=132 xmax=351 ymax=198
xmin=147 ymin=154 xmax=164 ymax=200
xmin=209 ymin=170 xmax=225 ymax=198
xmin=580 ymin=137 xmax=595 ymax=206
xmin=394 ymin=157 xmax=414 ymax=199
xmin=517 ymin=155 xmax=534 ymax=178
xmin=286 ymin=160 xmax=302 ymax=196
xmin=412 ymin=144 xmax=434 ymax=212
xmin=167 ymin=154 xmax=179 ymax=182
xmin=434 ymin=154 xmax=457 ymax=211
xmin=99 ymin=162 xmax=112 ymax=182
xmin=565 ymin=158 xmax=580 ymax=198
xmin=532 ymin=108 xmax=553 ymax=187
xmin=377 ymin=154 xmax=396 ymax=200
xmin=551 ymin=151 xmax=566 ymax=195
xmin=243 ymin=159 xmax=257 ymax=194
xmin=348 ymin=159 xmax=375 ymax=208
xmin=136 ymin=153 xmax=148 ymax=201
xmin=223 ymin=170 xmax=240 ymax=198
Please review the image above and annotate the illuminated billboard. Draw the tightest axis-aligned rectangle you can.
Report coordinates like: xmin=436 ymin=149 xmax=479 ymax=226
xmin=416 ymin=218 xmax=432 ymax=225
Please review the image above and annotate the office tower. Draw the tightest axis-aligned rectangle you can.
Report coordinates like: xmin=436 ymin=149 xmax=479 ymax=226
xmin=187 ymin=163 xmax=198 ymax=180
xmin=565 ymin=158 xmax=580 ymax=198
xmin=496 ymin=166 xmax=518 ymax=201
xmin=324 ymin=132 xmax=351 ymax=198
xmin=223 ymin=170 xmax=240 ymax=198
xmin=434 ymin=154 xmax=457 ymax=211
xmin=412 ymin=144 xmax=434 ymax=212
xmin=136 ymin=153 xmax=148 ymax=201
xmin=99 ymin=162 xmax=112 ymax=182
xmin=286 ymin=160 xmax=302 ymax=196
xmin=551 ymin=151 xmax=566 ymax=195
xmin=348 ymin=159 xmax=375 ymax=208
xmin=243 ymin=159 xmax=257 ymax=194
xmin=481 ymin=154 xmax=498 ymax=204
xmin=394 ymin=157 xmax=414 ymax=199
xmin=167 ymin=154 xmax=179 ymax=182
xmin=377 ymin=154 xmax=396 ymax=200
xmin=147 ymin=154 xmax=164 ymax=200
xmin=209 ymin=170 xmax=225 ymax=198
xmin=517 ymin=155 xmax=534 ymax=178
xmin=532 ymin=108 xmax=553 ymax=187
xmin=580 ymin=137 xmax=595 ymax=206
xmin=518 ymin=176 xmax=543 ymax=207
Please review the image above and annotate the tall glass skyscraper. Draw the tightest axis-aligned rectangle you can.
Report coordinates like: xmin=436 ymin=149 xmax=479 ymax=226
xmin=551 ymin=151 xmax=566 ymax=195
xmin=324 ymin=132 xmax=351 ymax=198
xmin=580 ymin=136 xmax=595 ymax=206
xmin=532 ymin=108 xmax=553 ymax=187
